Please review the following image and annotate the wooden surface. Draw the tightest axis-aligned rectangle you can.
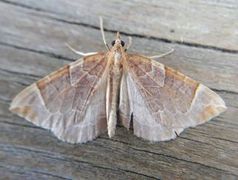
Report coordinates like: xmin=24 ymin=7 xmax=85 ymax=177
xmin=0 ymin=0 xmax=238 ymax=179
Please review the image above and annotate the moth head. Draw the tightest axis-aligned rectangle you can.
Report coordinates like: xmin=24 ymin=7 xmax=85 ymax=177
xmin=111 ymin=32 xmax=125 ymax=48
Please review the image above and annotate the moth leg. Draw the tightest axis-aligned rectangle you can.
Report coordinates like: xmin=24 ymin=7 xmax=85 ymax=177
xmin=125 ymin=36 xmax=132 ymax=51
xmin=149 ymin=48 xmax=174 ymax=59
xmin=99 ymin=16 xmax=110 ymax=51
xmin=66 ymin=43 xmax=97 ymax=56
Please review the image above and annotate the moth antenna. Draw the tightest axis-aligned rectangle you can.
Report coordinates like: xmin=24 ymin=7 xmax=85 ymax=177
xmin=65 ymin=43 xmax=97 ymax=56
xmin=149 ymin=48 xmax=174 ymax=59
xmin=99 ymin=16 xmax=110 ymax=51
xmin=126 ymin=36 xmax=132 ymax=51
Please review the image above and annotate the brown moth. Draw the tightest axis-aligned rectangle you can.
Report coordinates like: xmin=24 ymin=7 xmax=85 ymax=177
xmin=10 ymin=20 xmax=227 ymax=143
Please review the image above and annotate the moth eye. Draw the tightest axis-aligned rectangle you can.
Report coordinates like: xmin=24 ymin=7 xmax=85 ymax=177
xmin=111 ymin=40 xmax=116 ymax=46
xmin=121 ymin=40 xmax=125 ymax=47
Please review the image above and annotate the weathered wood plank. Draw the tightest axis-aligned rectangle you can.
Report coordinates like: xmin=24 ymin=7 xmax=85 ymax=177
xmin=0 ymin=2 xmax=237 ymax=93
xmin=0 ymin=143 xmax=157 ymax=180
xmin=0 ymin=117 xmax=237 ymax=179
xmin=0 ymin=0 xmax=237 ymax=179
xmin=1 ymin=0 xmax=238 ymax=51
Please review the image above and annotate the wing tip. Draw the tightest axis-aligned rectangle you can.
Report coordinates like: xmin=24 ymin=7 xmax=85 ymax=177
xmin=196 ymin=84 xmax=227 ymax=121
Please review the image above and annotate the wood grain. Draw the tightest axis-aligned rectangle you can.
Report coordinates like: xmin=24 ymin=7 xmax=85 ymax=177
xmin=1 ymin=0 xmax=238 ymax=52
xmin=0 ymin=0 xmax=237 ymax=179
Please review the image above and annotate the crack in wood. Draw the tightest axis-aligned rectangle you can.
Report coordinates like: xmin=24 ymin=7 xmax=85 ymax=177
xmin=189 ymin=130 xmax=238 ymax=144
xmin=0 ymin=42 xmax=74 ymax=62
xmin=0 ymin=67 xmax=42 ymax=79
xmin=0 ymin=164 xmax=71 ymax=179
xmin=210 ymin=88 xmax=238 ymax=96
xmin=0 ymin=0 xmax=49 ymax=13
xmin=0 ymin=120 xmax=41 ymax=130
xmin=178 ymin=136 xmax=226 ymax=151
xmin=99 ymin=137 xmax=238 ymax=176
xmin=208 ymin=136 xmax=238 ymax=144
xmin=0 ymin=96 xmax=11 ymax=104
xmin=43 ymin=16 xmax=238 ymax=54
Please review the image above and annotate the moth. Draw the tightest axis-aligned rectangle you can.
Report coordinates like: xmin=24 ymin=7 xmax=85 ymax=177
xmin=10 ymin=18 xmax=227 ymax=143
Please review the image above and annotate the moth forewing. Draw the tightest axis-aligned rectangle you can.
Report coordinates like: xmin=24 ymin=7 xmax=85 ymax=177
xmin=118 ymin=70 xmax=132 ymax=130
xmin=10 ymin=54 xmax=109 ymax=143
xmin=122 ymin=54 xmax=226 ymax=141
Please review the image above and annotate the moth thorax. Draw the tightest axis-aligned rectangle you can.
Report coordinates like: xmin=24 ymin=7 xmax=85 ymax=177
xmin=114 ymin=52 xmax=122 ymax=65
